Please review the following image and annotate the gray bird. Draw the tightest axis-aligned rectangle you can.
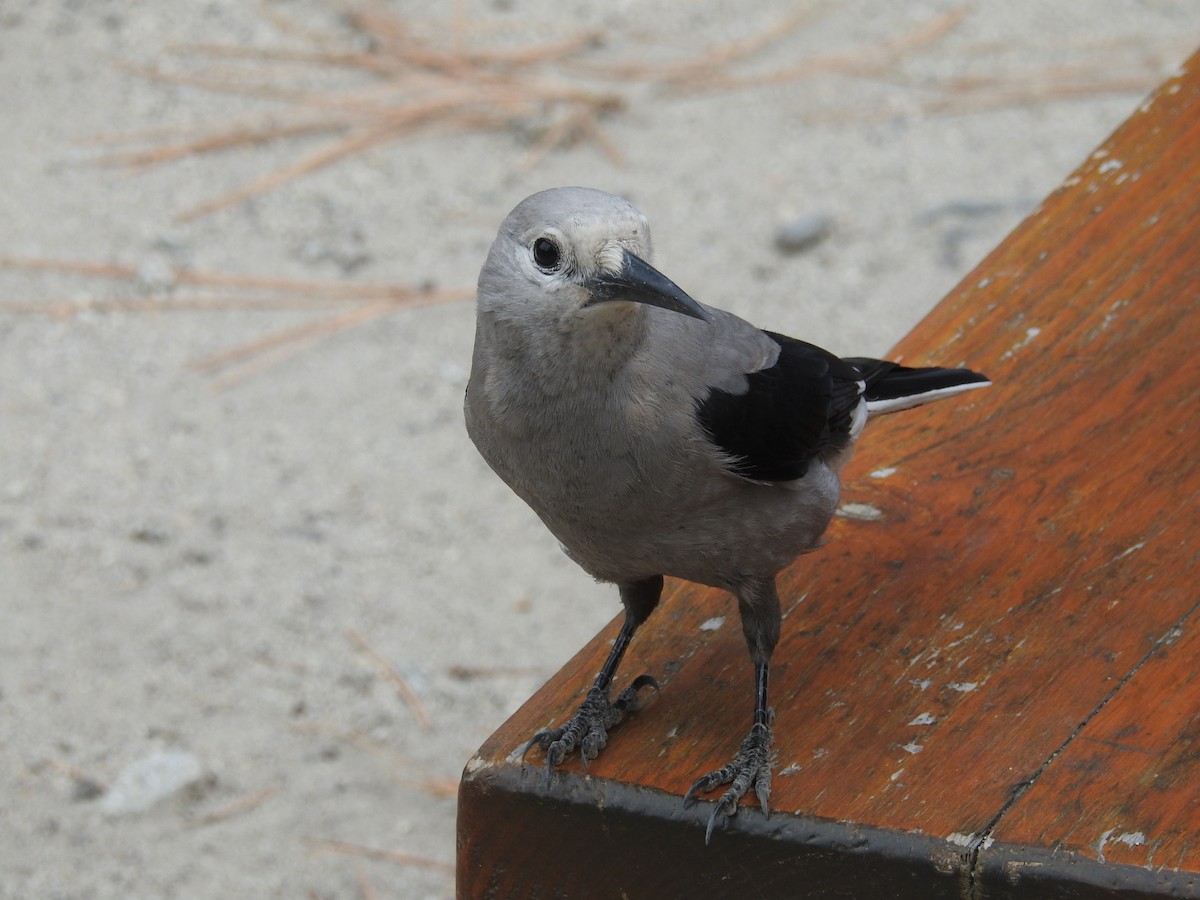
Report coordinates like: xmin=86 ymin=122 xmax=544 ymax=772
xmin=465 ymin=186 xmax=989 ymax=841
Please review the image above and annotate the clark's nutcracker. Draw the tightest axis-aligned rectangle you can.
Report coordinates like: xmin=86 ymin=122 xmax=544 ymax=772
xmin=465 ymin=187 xmax=989 ymax=841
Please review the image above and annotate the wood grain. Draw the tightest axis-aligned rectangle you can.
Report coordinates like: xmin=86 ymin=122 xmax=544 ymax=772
xmin=459 ymin=51 xmax=1200 ymax=899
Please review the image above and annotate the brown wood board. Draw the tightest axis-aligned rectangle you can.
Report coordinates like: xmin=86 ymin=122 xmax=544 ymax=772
xmin=458 ymin=51 xmax=1200 ymax=899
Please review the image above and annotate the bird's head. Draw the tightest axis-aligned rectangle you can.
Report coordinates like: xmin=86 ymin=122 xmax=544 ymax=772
xmin=478 ymin=187 xmax=710 ymax=327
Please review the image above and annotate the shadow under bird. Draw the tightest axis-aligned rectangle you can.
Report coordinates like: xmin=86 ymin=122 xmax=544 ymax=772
xmin=465 ymin=186 xmax=990 ymax=842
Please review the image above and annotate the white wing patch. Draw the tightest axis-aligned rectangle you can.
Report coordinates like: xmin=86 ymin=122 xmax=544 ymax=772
xmin=865 ymin=379 xmax=991 ymax=416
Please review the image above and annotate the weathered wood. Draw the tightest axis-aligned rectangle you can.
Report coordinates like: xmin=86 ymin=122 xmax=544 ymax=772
xmin=458 ymin=51 xmax=1200 ymax=899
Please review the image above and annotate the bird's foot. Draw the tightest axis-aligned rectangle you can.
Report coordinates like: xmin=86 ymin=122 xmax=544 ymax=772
xmin=523 ymin=674 xmax=658 ymax=778
xmin=683 ymin=719 xmax=774 ymax=843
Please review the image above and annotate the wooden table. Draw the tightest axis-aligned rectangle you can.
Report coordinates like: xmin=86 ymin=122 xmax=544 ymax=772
xmin=457 ymin=53 xmax=1200 ymax=899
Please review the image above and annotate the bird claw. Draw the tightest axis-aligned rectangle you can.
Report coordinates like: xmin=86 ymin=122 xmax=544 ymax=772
xmin=521 ymin=728 xmax=556 ymax=762
xmin=522 ymin=675 xmax=658 ymax=781
xmin=684 ymin=719 xmax=774 ymax=843
xmin=705 ymin=800 xmax=731 ymax=845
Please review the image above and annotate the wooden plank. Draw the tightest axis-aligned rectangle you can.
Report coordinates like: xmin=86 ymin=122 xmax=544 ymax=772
xmin=978 ymin=618 xmax=1200 ymax=896
xmin=458 ymin=51 xmax=1200 ymax=899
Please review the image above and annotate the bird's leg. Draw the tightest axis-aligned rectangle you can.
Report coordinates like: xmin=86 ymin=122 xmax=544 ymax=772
xmin=683 ymin=577 xmax=780 ymax=843
xmin=684 ymin=662 xmax=774 ymax=842
xmin=523 ymin=575 xmax=662 ymax=777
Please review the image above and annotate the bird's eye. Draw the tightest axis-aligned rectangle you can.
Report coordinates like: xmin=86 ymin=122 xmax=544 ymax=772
xmin=532 ymin=237 xmax=562 ymax=273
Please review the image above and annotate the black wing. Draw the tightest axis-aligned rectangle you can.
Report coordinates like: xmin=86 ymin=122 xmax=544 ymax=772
xmin=696 ymin=331 xmax=865 ymax=482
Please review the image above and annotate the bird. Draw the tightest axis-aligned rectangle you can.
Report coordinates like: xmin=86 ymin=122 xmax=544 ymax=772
xmin=464 ymin=186 xmax=990 ymax=842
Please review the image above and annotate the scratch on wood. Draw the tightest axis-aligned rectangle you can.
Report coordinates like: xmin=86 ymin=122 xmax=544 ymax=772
xmin=1076 ymin=735 xmax=1163 ymax=757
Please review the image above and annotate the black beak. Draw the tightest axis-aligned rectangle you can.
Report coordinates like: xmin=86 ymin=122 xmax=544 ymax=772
xmin=586 ymin=252 xmax=710 ymax=322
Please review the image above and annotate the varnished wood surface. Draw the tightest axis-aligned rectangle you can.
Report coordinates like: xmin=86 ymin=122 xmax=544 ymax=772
xmin=458 ymin=52 xmax=1200 ymax=899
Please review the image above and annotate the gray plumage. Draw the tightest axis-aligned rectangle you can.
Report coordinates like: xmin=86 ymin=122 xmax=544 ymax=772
xmin=465 ymin=186 xmax=989 ymax=841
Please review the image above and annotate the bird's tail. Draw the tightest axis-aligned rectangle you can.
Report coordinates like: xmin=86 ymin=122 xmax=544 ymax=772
xmin=845 ymin=358 xmax=991 ymax=415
